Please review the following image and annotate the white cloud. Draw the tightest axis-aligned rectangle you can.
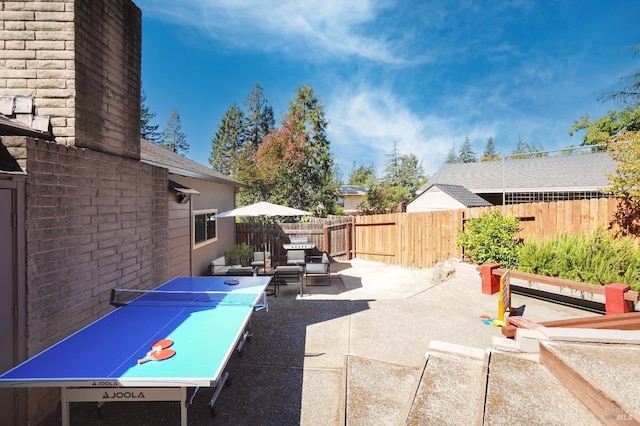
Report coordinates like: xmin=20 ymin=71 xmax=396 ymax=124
xmin=325 ymin=85 xmax=460 ymax=176
xmin=138 ymin=0 xmax=404 ymax=63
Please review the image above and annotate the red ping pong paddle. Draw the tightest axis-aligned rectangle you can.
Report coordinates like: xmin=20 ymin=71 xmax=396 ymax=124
xmin=150 ymin=339 xmax=173 ymax=351
xmin=137 ymin=348 xmax=176 ymax=364
xmin=137 ymin=339 xmax=175 ymax=364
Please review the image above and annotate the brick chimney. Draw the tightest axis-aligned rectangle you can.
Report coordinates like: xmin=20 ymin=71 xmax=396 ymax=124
xmin=0 ymin=0 xmax=142 ymax=159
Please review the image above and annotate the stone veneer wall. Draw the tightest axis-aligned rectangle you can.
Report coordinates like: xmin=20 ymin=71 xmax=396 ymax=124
xmin=0 ymin=0 xmax=141 ymax=158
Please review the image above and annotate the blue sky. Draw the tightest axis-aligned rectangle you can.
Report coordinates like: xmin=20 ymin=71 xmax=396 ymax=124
xmin=135 ymin=0 xmax=639 ymax=179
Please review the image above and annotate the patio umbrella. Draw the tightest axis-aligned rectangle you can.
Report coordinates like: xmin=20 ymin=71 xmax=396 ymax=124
xmin=215 ymin=201 xmax=311 ymax=219
xmin=216 ymin=201 xmax=312 ymax=268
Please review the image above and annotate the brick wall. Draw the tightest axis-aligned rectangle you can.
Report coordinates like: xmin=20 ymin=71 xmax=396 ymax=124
xmin=74 ymin=0 xmax=141 ymax=158
xmin=24 ymin=137 xmax=168 ymax=423
xmin=1 ymin=2 xmax=154 ymax=422
xmin=0 ymin=0 xmax=141 ymax=158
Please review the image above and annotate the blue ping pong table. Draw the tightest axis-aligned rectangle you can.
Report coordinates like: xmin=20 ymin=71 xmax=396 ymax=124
xmin=0 ymin=275 xmax=272 ymax=425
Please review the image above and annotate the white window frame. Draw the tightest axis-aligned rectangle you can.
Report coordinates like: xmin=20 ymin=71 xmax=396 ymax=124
xmin=193 ymin=209 xmax=218 ymax=248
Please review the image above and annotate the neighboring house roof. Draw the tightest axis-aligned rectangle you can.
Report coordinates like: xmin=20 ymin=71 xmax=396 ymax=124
xmin=140 ymin=139 xmax=242 ymax=187
xmin=407 ymin=183 xmax=492 ymax=212
xmin=421 ymin=152 xmax=616 ymax=194
xmin=429 ymin=184 xmax=492 ymax=207
xmin=339 ymin=185 xmax=368 ymax=195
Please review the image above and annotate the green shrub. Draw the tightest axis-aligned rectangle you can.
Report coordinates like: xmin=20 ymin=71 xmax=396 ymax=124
xmin=518 ymin=227 xmax=640 ymax=291
xmin=226 ymin=243 xmax=253 ymax=266
xmin=456 ymin=210 xmax=521 ymax=268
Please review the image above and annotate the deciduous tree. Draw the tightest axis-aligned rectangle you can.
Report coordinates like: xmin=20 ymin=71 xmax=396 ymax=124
xmin=569 ymin=108 xmax=640 ymax=149
xmin=569 ymin=44 xmax=640 ymax=149
xmin=603 ymin=131 xmax=640 ymax=235
xmin=252 ymin=111 xmax=308 ymax=208
xmin=510 ymin=137 xmax=547 ymax=159
xmin=285 ymin=85 xmax=338 ymax=216
xmin=358 ymin=143 xmax=425 ymax=214
xmin=348 ymin=162 xmax=376 ymax=188
xmin=359 ymin=183 xmax=408 ymax=215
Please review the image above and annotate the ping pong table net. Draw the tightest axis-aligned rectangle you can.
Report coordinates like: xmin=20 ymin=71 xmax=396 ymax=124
xmin=110 ymin=288 xmax=261 ymax=308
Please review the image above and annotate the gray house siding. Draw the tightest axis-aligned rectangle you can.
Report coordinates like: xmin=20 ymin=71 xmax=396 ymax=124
xmin=169 ymin=175 xmax=237 ymax=277
xmin=167 ymin=191 xmax=191 ymax=278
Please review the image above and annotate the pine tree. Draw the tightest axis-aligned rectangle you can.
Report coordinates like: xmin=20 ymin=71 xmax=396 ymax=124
xmin=458 ymin=136 xmax=477 ymax=163
xmin=209 ymin=103 xmax=245 ymax=175
xmin=383 ymin=141 xmax=425 ymax=199
xmin=445 ymin=144 xmax=459 ymax=164
xmin=140 ymin=89 xmax=161 ymax=143
xmin=598 ymin=44 xmax=640 ymax=108
xmin=161 ymin=109 xmax=189 ymax=155
xmin=243 ymin=83 xmax=274 ymax=151
xmin=383 ymin=141 xmax=401 ymax=185
xmin=481 ymin=137 xmax=500 ymax=162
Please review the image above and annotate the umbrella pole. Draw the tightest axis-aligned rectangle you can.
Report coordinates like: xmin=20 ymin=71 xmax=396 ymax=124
xmin=262 ymin=217 xmax=267 ymax=273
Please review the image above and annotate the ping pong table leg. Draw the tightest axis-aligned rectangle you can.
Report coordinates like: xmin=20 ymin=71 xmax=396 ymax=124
xmin=209 ymin=371 xmax=230 ymax=417
xmin=60 ymin=388 xmax=70 ymax=426
xmin=253 ymin=291 xmax=268 ymax=312
xmin=179 ymin=387 xmax=188 ymax=425
xmin=236 ymin=325 xmax=252 ymax=354
xmin=237 ymin=293 xmax=267 ymax=355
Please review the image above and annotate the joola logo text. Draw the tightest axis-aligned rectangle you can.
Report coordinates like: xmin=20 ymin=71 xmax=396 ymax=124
xmin=102 ymin=391 xmax=145 ymax=400
xmin=92 ymin=381 xmax=119 ymax=387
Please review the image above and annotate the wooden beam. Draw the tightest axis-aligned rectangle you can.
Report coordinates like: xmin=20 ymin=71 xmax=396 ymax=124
xmin=624 ymin=290 xmax=640 ymax=302
xmin=540 ymin=343 xmax=640 ymax=426
xmin=502 ymin=312 xmax=640 ymax=338
xmin=493 ymin=268 xmax=606 ymax=295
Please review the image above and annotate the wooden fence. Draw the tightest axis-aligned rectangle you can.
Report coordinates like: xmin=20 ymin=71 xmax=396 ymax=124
xmin=354 ymin=197 xmax=619 ymax=268
xmin=235 ymin=217 xmax=353 ymax=264
xmin=235 ymin=198 xmax=620 ymax=268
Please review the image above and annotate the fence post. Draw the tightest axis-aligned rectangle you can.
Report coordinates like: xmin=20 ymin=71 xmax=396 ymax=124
xmin=605 ymin=283 xmax=633 ymax=315
xmin=323 ymin=225 xmax=329 ymax=255
xmin=344 ymin=223 xmax=350 ymax=260
xmin=479 ymin=263 xmax=501 ymax=295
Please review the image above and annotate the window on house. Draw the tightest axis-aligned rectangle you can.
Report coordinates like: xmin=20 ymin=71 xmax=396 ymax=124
xmin=194 ymin=210 xmax=217 ymax=246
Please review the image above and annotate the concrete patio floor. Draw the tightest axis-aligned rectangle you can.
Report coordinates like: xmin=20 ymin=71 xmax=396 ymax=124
xmin=45 ymin=259 xmax=596 ymax=425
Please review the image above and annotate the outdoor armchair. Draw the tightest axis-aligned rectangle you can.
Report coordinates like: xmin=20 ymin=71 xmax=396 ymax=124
xmin=251 ymin=251 xmax=271 ymax=272
xmin=274 ymin=265 xmax=303 ymax=297
xmin=286 ymin=250 xmax=306 ymax=266
xmin=304 ymin=252 xmax=331 ymax=286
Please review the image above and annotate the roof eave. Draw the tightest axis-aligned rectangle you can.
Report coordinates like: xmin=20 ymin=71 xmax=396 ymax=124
xmin=471 ymin=186 xmax=610 ymax=194
xmin=141 ymin=158 xmax=245 ymax=187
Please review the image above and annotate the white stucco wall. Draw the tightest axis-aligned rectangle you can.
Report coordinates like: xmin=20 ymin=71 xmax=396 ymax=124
xmin=406 ymin=187 xmax=465 ymax=212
